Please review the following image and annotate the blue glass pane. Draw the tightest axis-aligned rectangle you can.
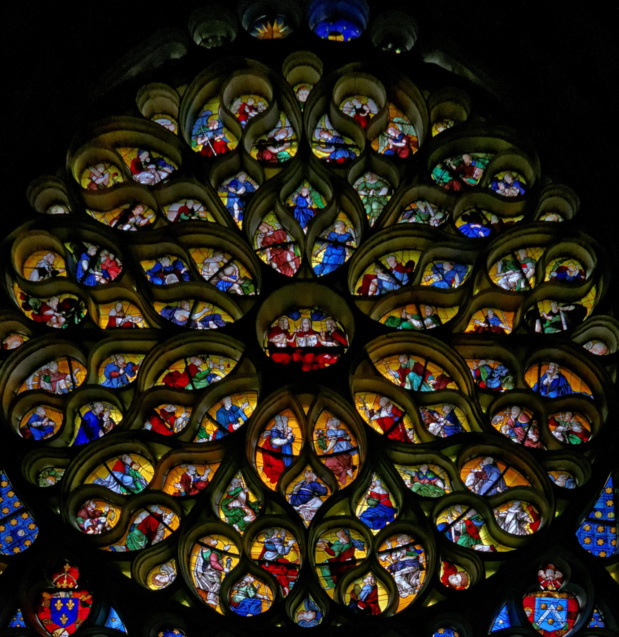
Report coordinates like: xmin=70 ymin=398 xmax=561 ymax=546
xmin=588 ymin=607 xmax=605 ymax=628
xmin=8 ymin=609 xmax=26 ymax=628
xmin=0 ymin=471 xmax=38 ymax=555
xmin=576 ymin=476 xmax=617 ymax=557
xmin=490 ymin=603 xmax=511 ymax=631
xmin=104 ymin=607 xmax=128 ymax=632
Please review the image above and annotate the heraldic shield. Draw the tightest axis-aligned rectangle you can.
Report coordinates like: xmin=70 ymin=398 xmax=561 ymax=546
xmin=523 ymin=591 xmax=579 ymax=636
xmin=36 ymin=564 xmax=93 ymax=635
xmin=523 ymin=563 xmax=580 ymax=637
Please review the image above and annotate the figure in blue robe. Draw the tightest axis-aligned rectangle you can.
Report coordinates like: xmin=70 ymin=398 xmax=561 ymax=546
xmin=314 ymin=221 xmax=354 ymax=276
xmin=533 ymin=363 xmax=574 ymax=397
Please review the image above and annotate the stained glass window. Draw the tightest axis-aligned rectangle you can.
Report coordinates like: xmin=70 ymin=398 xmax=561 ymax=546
xmin=2 ymin=4 xmax=618 ymax=637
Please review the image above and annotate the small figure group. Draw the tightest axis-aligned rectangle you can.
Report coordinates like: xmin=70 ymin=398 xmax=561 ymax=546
xmin=267 ymin=315 xmax=347 ymax=370
xmin=129 ymin=149 xmax=175 ymax=185
xmin=28 ymin=252 xmax=63 ymax=281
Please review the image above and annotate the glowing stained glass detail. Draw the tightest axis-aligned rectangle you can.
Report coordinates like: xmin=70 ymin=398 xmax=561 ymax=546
xmin=35 ymin=564 xmax=92 ymax=634
xmin=217 ymin=172 xmax=258 ymax=227
xmin=117 ymin=147 xmax=176 ymax=185
xmin=432 ymin=629 xmax=459 ymax=637
xmin=0 ymin=470 xmax=38 ymax=555
xmin=548 ymin=411 xmax=591 ymax=445
xmin=588 ymin=608 xmax=605 ymax=628
xmin=373 ymin=354 xmax=458 ymax=392
xmin=525 ymin=362 xmax=593 ymax=398
xmin=548 ymin=471 xmax=577 ymax=489
xmin=158 ymin=630 xmax=186 ymax=637
xmin=293 ymin=83 xmax=313 ymax=107
xmin=22 ymin=250 xmax=66 ymax=281
xmin=382 ymin=304 xmax=457 ymax=331
xmin=164 ymin=198 xmax=215 ymax=223
xmin=315 ymin=527 xmax=367 ymax=597
xmin=154 ymin=300 xmax=233 ymax=330
xmin=255 ymin=410 xmax=301 ymax=488
xmin=312 ymin=213 xmax=357 ymax=276
xmin=421 ymin=260 xmax=471 ymax=289
xmin=141 ymin=255 xmax=191 ymax=286
xmin=250 ymin=113 xmax=297 ymax=164
xmin=253 ymin=212 xmax=301 ymax=277
xmin=461 ymin=456 xmax=531 ymax=495
xmin=144 ymin=404 xmax=192 ymax=436
xmin=104 ymin=607 xmax=127 ymax=632
xmin=491 ymin=406 xmax=544 ymax=449
xmin=311 ymin=114 xmax=359 ymax=164
xmin=523 ymin=588 xmax=580 ymax=636
xmin=344 ymin=572 xmax=388 ymax=615
xmin=46 ymin=204 xmax=70 ymax=215
xmin=545 ymin=257 xmax=586 ymax=283
xmin=72 ymin=402 xmax=122 ymax=446
xmin=229 ymin=94 xmax=268 ymax=127
xmin=489 ymin=171 xmax=527 ymax=197
xmin=191 ymin=98 xmax=238 ymax=157
xmin=489 ymin=248 xmax=543 ymax=291
xmin=285 ymin=181 xmax=327 ymax=232
xmin=189 ymin=247 xmax=256 ymax=295
xmin=583 ymin=339 xmax=609 ymax=355
xmin=313 ymin=412 xmax=358 ymax=486
xmin=265 ymin=310 xmax=348 ymax=371
xmin=86 ymin=454 xmax=154 ymax=495
xmin=312 ymin=12 xmax=364 ymax=41
xmin=356 ymin=473 xmax=397 ymax=532
xmin=195 ymin=392 xmax=257 ymax=442
xmin=371 ymin=104 xmax=418 ymax=158
xmin=467 ymin=358 xmax=514 ymax=393
xmin=19 ymin=405 xmax=63 ymax=441
xmin=540 ymin=210 xmax=564 ymax=222
xmin=37 ymin=467 xmax=65 ymax=487
xmin=156 ymin=355 xmax=234 ymax=389
xmin=87 ymin=202 xmax=157 ymax=230
xmin=75 ymin=499 xmax=120 ymax=535
xmin=20 ymin=358 xmax=87 ymax=395
xmin=397 ymin=464 xmax=451 ymax=497
xmin=80 ymin=162 xmax=123 ymax=190
xmin=493 ymin=500 xmax=541 ymax=535
xmin=419 ymin=404 xmax=469 ymax=437
xmin=98 ymin=301 xmax=147 ymax=329
xmin=353 ymin=172 xmax=393 ymax=227
xmin=286 ymin=466 xmax=331 ymax=525
xmin=432 ymin=119 xmax=456 ymax=136
xmin=15 ymin=287 xmax=86 ymax=328
xmin=2 ymin=332 xmax=28 ymax=350
xmin=430 ymin=153 xmax=492 ymax=191
xmin=151 ymin=114 xmax=177 ymax=133
xmin=98 ymin=354 xmax=143 ymax=388
xmin=294 ymin=596 xmax=323 ymax=627
xmin=339 ymin=95 xmax=379 ymax=128
xmin=440 ymin=561 xmax=471 ymax=590
xmin=398 ymin=200 xmax=448 ymax=227
xmin=190 ymin=534 xmax=239 ymax=612
xmin=377 ymin=534 xmax=426 ymax=611
xmin=355 ymin=392 xmax=419 ymax=443
xmin=251 ymin=15 xmax=290 ymax=39
xmin=106 ymin=505 xmax=179 ymax=552
xmin=147 ymin=560 xmax=177 ymax=590
xmin=436 ymin=504 xmax=512 ymax=553
xmin=464 ymin=308 xmax=513 ymax=334
xmin=8 ymin=609 xmax=26 ymax=628
xmin=250 ymin=527 xmax=300 ymax=596
xmin=65 ymin=241 xmax=122 ymax=287
xmin=162 ymin=463 xmax=218 ymax=496
xmin=217 ymin=472 xmax=261 ymax=533
xmin=576 ymin=476 xmax=617 ymax=557
xmin=525 ymin=299 xmax=589 ymax=334
xmin=229 ymin=573 xmax=273 ymax=616
xmin=490 ymin=603 xmax=511 ymax=631
xmin=456 ymin=208 xmax=524 ymax=238
xmin=355 ymin=250 xmax=420 ymax=295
